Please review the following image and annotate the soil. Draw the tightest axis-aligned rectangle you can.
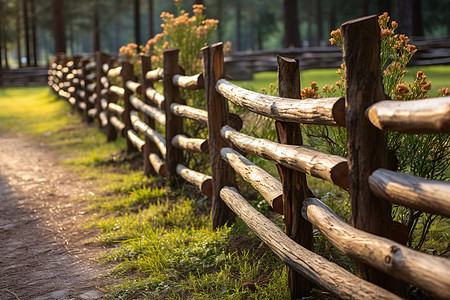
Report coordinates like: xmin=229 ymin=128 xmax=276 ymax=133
xmin=0 ymin=133 xmax=112 ymax=300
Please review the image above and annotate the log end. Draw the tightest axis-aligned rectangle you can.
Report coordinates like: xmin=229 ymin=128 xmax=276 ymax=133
xmin=330 ymin=161 xmax=349 ymax=189
xmin=272 ymin=195 xmax=284 ymax=215
xmin=201 ymin=178 xmax=213 ymax=198
xmin=332 ymin=97 xmax=346 ymax=127
xmin=158 ymin=164 xmax=167 ymax=177
xmin=200 ymin=140 xmax=210 ymax=154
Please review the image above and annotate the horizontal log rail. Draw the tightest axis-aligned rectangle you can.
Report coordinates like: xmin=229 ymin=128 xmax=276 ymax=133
xmin=129 ymin=95 xmax=166 ymax=126
xmin=366 ymin=96 xmax=450 ymax=133
xmin=107 ymin=66 xmax=122 ymax=78
xmin=130 ymin=112 xmax=167 ymax=158
xmin=85 ymin=61 xmax=96 ymax=72
xmin=172 ymin=73 xmax=204 ymax=90
xmin=145 ymin=67 xmax=163 ymax=81
xmin=127 ymin=129 xmax=145 ymax=151
xmin=176 ymin=164 xmax=212 ymax=197
xmin=216 ymin=79 xmax=345 ymax=126
xmin=170 ymin=103 xmax=208 ymax=125
xmin=302 ymin=197 xmax=450 ymax=298
xmin=150 ymin=153 xmax=167 ymax=176
xmin=85 ymin=72 xmax=96 ymax=82
xmin=219 ymin=187 xmax=400 ymax=299
xmin=110 ymin=85 xmax=125 ymax=96
xmin=78 ymin=102 xmax=87 ymax=111
xmin=145 ymin=87 xmax=165 ymax=109
xmin=99 ymin=111 xmax=108 ymax=127
xmin=108 ymin=103 xmax=125 ymax=115
xmin=172 ymin=134 xmax=209 ymax=154
xmin=101 ymin=98 xmax=108 ymax=110
xmin=221 ymin=147 xmax=283 ymax=214
xmin=221 ymin=125 xmax=348 ymax=189
xmin=369 ymin=168 xmax=450 ymax=218
xmin=126 ymin=80 xmax=142 ymax=94
xmin=109 ymin=115 xmax=125 ymax=133
xmin=87 ymin=108 xmax=97 ymax=118
xmin=100 ymin=77 xmax=109 ymax=89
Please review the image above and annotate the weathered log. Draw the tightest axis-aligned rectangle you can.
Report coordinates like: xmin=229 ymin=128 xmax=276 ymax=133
xmin=129 ymin=95 xmax=166 ymax=126
xmin=221 ymin=147 xmax=283 ymax=214
xmin=216 ymin=79 xmax=345 ymax=126
xmin=202 ymin=43 xmax=236 ymax=228
xmin=366 ymin=96 xmax=450 ymax=133
xmin=172 ymin=73 xmax=204 ymax=90
xmin=102 ymin=63 xmax=109 ymax=74
xmin=110 ymin=85 xmax=125 ymax=97
xmin=77 ymin=90 xmax=85 ymax=99
xmin=145 ymin=67 xmax=163 ymax=81
xmin=369 ymin=168 xmax=450 ymax=218
xmin=99 ymin=111 xmax=108 ymax=128
xmin=85 ymin=72 xmax=96 ymax=82
xmin=78 ymin=102 xmax=87 ymax=111
xmin=87 ymin=108 xmax=97 ymax=118
xmin=145 ymin=87 xmax=165 ymax=110
xmin=127 ymin=129 xmax=145 ymax=152
xmin=61 ymin=66 xmax=70 ymax=74
xmin=109 ymin=116 xmax=125 ymax=134
xmin=122 ymin=61 xmax=137 ymax=154
xmin=176 ymin=164 xmax=212 ymax=197
xmin=172 ymin=134 xmax=209 ymax=154
xmin=100 ymin=76 xmax=109 ymax=89
xmin=68 ymin=97 xmax=76 ymax=106
xmin=85 ymin=61 xmax=96 ymax=72
xmin=170 ymin=103 xmax=208 ymax=125
xmin=149 ymin=153 xmax=166 ymax=176
xmin=67 ymin=86 xmax=75 ymax=94
xmin=130 ymin=111 xmax=167 ymax=158
xmin=88 ymin=94 xmax=96 ymax=105
xmin=107 ymin=66 xmax=122 ymax=78
xmin=163 ymin=49 xmax=184 ymax=177
xmin=108 ymin=103 xmax=125 ymax=115
xmin=277 ymin=55 xmax=313 ymax=298
xmin=101 ymin=98 xmax=108 ymax=110
xmin=302 ymin=197 xmax=450 ymax=299
xmin=343 ymin=16 xmax=399 ymax=293
xmin=221 ymin=125 xmax=348 ymax=189
xmin=126 ymin=80 xmax=142 ymax=94
xmin=66 ymin=73 xmax=75 ymax=81
xmin=219 ymin=187 xmax=401 ymax=300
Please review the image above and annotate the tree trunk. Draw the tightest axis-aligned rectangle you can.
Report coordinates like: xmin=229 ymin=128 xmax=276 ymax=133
xmin=52 ymin=0 xmax=65 ymax=54
xmin=23 ymin=0 xmax=30 ymax=66
xmin=92 ymin=0 xmax=100 ymax=52
xmin=283 ymin=0 xmax=301 ymax=48
xmin=3 ymin=25 xmax=9 ymax=69
xmin=30 ymin=0 xmax=37 ymax=66
xmin=134 ymin=0 xmax=141 ymax=45
xmin=16 ymin=1 xmax=22 ymax=68
xmin=235 ymin=2 xmax=241 ymax=51
xmin=148 ymin=0 xmax=154 ymax=38
xmin=412 ymin=0 xmax=423 ymax=37
xmin=316 ymin=0 xmax=323 ymax=46
xmin=394 ymin=0 xmax=412 ymax=38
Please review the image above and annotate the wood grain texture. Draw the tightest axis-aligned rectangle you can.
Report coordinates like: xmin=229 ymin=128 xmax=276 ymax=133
xmin=202 ymin=43 xmax=236 ymax=229
xmin=110 ymin=85 xmax=124 ymax=97
xmin=108 ymin=103 xmax=125 ymax=115
xmin=149 ymin=153 xmax=166 ymax=176
xmin=216 ymin=79 xmax=345 ymax=126
xmin=107 ymin=66 xmax=122 ymax=78
xmin=276 ymin=55 xmax=313 ymax=298
xmin=369 ymin=168 xmax=450 ymax=218
xmin=302 ymin=197 xmax=450 ymax=298
xmin=172 ymin=134 xmax=209 ymax=154
xmin=130 ymin=95 xmax=166 ymax=126
xmin=145 ymin=87 xmax=165 ymax=109
xmin=221 ymin=147 xmax=283 ymax=214
xmin=172 ymin=73 xmax=204 ymax=90
xmin=170 ymin=103 xmax=208 ymax=125
xmin=127 ymin=129 xmax=145 ymax=151
xmin=176 ymin=164 xmax=212 ymax=197
xmin=366 ymin=96 xmax=450 ymax=133
xmin=221 ymin=125 xmax=348 ymax=188
xmin=130 ymin=111 xmax=167 ymax=158
xmin=125 ymin=80 xmax=142 ymax=94
xmin=342 ymin=15 xmax=402 ymax=293
xmin=145 ymin=67 xmax=164 ymax=81
xmin=219 ymin=187 xmax=401 ymax=300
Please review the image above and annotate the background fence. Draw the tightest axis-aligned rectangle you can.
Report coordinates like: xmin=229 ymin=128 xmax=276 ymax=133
xmin=48 ymin=15 xmax=450 ymax=300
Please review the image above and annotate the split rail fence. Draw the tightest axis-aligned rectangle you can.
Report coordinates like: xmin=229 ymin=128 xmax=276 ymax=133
xmin=48 ymin=16 xmax=450 ymax=299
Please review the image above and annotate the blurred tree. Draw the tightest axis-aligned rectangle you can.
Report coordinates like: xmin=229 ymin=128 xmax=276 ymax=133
xmin=23 ymin=0 xmax=30 ymax=66
xmin=16 ymin=1 xmax=22 ymax=66
xmin=148 ymin=0 xmax=154 ymax=38
xmin=134 ymin=0 xmax=141 ymax=45
xmin=283 ymin=0 xmax=301 ymax=47
xmin=30 ymin=0 xmax=37 ymax=65
xmin=52 ymin=0 xmax=65 ymax=53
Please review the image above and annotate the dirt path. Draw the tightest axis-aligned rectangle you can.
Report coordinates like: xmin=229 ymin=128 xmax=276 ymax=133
xmin=0 ymin=133 xmax=111 ymax=299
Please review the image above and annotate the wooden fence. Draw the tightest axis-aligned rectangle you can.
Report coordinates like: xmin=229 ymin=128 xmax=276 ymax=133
xmin=47 ymin=16 xmax=450 ymax=299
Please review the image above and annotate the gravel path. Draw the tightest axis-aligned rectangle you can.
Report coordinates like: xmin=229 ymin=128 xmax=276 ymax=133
xmin=0 ymin=133 xmax=111 ymax=299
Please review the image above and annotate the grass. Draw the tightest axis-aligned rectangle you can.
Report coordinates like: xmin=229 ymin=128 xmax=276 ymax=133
xmin=235 ymin=65 xmax=450 ymax=96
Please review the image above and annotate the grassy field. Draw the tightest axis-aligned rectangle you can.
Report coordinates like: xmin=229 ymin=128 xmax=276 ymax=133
xmin=235 ymin=65 xmax=450 ymax=96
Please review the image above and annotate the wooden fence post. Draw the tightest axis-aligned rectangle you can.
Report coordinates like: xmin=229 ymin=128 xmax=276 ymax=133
xmin=80 ymin=57 xmax=93 ymax=123
xmin=202 ymin=43 xmax=236 ymax=229
xmin=122 ymin=60 xmax=137 ymax=154
xmin=276 ymin=56 xmax=313 ymax=298
xmin=163 ymin=49 xmax=184 ymax=180
xmin=342 ymin=15 xmax=405 ymax=296
xmin=95 ymin=51 xmax=109 ymax=129
xmin=140 ymin=54 xmax=157 ymax=176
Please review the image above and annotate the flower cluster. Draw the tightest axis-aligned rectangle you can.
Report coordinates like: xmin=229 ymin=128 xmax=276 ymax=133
xmin=438 ymin=87 xmax=450 ymax=97
xmin=143 ymin=1 xmax=219 ymax=75
xmin=301 ymin=81 xmax=320 ymax=99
